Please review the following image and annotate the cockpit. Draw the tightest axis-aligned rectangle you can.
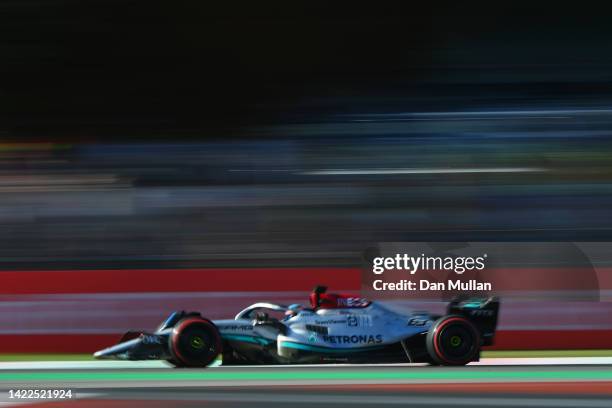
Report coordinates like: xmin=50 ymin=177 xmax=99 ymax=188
xmin=234 ymin=286 xmax=370 ymax=324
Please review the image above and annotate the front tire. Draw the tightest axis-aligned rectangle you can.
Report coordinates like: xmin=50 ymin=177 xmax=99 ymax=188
xmin=426 ymin=315 xmax=480 ymax=366
xmin=168 ymin=317 xmax=222 ymax=368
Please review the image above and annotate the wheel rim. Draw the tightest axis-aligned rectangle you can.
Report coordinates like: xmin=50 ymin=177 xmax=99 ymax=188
xmin=450 ymin=335 xmax=462 ymax=347
xmin=190 ymin=335 xmax=205 ymax=350
xmin=439 ymin=324 xmax=474 ymax=359
xmin=433 ymin=317 xmax=479 ymax=364
xmin=171 ymin=318 xmax=221 ymax=366
xmin=177 ymin=327 xmax=215 ymax=360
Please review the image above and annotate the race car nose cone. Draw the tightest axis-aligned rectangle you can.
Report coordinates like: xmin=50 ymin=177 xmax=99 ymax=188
xmin=93 ymin=338 xmax=140 ymax=360
xmin=93 ymin=349 xmax=112 ymax=359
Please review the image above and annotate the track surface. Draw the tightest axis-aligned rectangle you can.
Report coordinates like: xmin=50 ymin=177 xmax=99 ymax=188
xmin=0 ymin=359 xmax=611 ymax=407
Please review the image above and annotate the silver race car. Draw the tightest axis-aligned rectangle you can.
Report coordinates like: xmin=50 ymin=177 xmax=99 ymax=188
xmin=94 ymin=286 xmax=499 ymax=367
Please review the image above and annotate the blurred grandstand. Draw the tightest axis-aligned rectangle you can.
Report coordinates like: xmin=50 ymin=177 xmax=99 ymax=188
xmin=1 ymin=106 xmax=612 ymax=270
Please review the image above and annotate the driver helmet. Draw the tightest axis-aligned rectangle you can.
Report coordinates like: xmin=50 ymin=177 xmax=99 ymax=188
xmin=284 ymin=303 xmax=303 ymax=319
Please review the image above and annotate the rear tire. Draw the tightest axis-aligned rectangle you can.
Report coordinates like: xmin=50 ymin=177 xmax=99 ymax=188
xmin=426 ymin=315 xmax=480 ymax=366
xmin=167 ymin=317 xmax=222 ymax=368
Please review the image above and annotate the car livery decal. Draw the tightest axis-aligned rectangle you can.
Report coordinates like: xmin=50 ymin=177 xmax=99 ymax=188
xmin=279 ymin=341 xmax=385 ymax=353
xmin=223 ymin=334 xmax=272 ymax=346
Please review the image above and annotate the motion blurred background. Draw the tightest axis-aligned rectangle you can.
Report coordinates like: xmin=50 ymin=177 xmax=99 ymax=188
xmin=0 ymin=2 xmax=611 ymax=352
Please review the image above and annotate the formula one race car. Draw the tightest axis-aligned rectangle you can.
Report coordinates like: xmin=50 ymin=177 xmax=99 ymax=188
xmin=94 ymin=286 xmax=500 ymax=367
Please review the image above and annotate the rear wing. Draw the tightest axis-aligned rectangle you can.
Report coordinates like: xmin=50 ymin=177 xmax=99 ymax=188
xmin=447 ymin=296 xmax=500 ymax=346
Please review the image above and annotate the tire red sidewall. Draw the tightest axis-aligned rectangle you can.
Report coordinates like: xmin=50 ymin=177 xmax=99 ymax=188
xmin=170 ymin=317 xmax=222 ymax=367
xmin=432 ymin=316 xmax=480 ymax=365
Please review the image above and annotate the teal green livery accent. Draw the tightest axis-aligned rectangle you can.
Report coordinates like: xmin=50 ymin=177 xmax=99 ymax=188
xmin=280 ymin=341 xmax=385 ymax=353
xmin=223 ymin=334 xmax=272 ymax=346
